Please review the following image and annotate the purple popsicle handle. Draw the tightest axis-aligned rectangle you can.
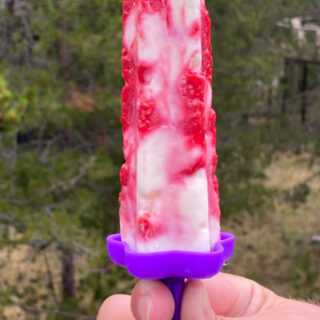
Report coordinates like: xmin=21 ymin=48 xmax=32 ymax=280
xmin=162 ymin=277 xmax=184 ymax=320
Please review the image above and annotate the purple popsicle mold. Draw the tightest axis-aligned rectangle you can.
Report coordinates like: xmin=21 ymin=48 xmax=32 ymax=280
xmin=107 ymin=232 xmax=234 ymax=279
xmin=106 ymin=232 xmax=234 ymax=320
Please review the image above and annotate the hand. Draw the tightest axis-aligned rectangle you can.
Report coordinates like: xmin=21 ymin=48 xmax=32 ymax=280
xmin=97 ymin=273 xmax=320 ymax=320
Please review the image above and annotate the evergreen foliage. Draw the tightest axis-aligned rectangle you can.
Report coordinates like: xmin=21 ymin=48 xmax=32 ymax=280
xmin=0 ymin=0 xmax=319 ymax=318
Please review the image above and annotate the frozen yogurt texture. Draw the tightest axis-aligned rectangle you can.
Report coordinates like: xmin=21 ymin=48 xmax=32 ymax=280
xmin=119 ymin=0 xmax=220 ymax=252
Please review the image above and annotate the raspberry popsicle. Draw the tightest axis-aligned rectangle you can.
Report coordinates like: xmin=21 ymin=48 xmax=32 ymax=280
xmin=119 ymin=0 xmax=220 ymax=253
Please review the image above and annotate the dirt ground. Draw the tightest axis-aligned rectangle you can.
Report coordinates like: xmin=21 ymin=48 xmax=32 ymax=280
xmin=224 ymin=152 xmax=320 ymax=300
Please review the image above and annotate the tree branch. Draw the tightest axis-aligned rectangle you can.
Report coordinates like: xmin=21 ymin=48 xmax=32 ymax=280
xmin=42 ymin=155 xmax=95 ymax=196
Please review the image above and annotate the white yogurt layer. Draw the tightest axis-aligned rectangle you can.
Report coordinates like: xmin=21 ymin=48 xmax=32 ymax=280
xmin=138 ymin=13 xmax=166 ymax=62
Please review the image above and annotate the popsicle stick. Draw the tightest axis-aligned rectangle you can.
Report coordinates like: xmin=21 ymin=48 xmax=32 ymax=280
xmin=162 ymin=277 xmax=185 ymax=320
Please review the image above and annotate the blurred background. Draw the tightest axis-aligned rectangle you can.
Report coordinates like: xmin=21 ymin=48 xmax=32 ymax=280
xmin=0 ymin=0 xmax=319 ymax=319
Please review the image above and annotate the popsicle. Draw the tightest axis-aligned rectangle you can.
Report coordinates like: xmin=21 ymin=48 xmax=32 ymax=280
xmin=107 ymin=2 xmax=234 ymax=319
xmin=119 ymin=0 xmax=221 ymax=253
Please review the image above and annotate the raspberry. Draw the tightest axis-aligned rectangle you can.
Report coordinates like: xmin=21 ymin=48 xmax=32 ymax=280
xmin=202 ymin=50 xmax=213 ymax=82
xmin=137 ymin=99 xmax=161 ymax=134
xmin=183 ymin=100 xmax=205 ymax=145
xmin=181 ymin=74 xmax=206 ymax=101
xmin=141 ymin=0 xmax=164 ymax=12
xmin=123 ymin=0 xmax=134 ymax=21
xmin=138 ymin=64 xmax=153 ymax=84
xmin=121 ymin=85 xmax=135 ymax=130
xmin=120 ymin=163 xmax=129 ymax=186
xmin=201 ymin=5 xmax=212 ymax=81
xmin=201 ymin=6 xmax=211 ymax=52
xmin=122 ymin=49 xmax=136 ymax=84
xmin=138 ymin=213 xmax=162 ymax=240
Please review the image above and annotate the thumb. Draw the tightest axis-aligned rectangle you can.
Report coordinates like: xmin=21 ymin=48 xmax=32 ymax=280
xmin=180 ymin=280 xmax=273 ymax=320
xmin=180 ymin=279 xmax=312 ymax=320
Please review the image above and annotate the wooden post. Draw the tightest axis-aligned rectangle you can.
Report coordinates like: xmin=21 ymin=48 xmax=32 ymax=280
xmin=300 ymin=63 xmax=308 ymax=125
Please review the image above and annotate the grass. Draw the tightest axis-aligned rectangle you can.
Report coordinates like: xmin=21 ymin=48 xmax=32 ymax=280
xmin=224 ymin=151 xmax=320 ymax=301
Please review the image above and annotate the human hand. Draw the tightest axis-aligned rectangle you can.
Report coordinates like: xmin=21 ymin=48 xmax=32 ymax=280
xmin=97 ymin=273 xmax=320 ymax=320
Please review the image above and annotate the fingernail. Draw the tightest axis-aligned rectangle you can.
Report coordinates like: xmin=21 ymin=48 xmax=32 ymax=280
xmin=136 ymin=281 xmax=155 ymax=320
xmin=202 ymin=286 xmax=215 ymax=320
xmin=137 ymin=294 xmax=152 ymax=320
xmin=139 ymin=280 xmax=157 ymax=294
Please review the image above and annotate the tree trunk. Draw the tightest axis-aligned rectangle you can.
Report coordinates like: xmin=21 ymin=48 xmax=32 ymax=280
xmin=61 ymin=247 xmax=75 ymax=300
xmin=7 ymin=0 xmax=15 ymax=13
xmin=281 ymin=58 xmax=289 ymax=115
xmin=267 ymin=87 xmax=273 ymax=120
xmin=57 ymin=10 xmax=74 ymax=302
xmin=300 ymin=63 xmax=308 ymax=125
xmin=58 ymin=17 xmax=70 ymax=97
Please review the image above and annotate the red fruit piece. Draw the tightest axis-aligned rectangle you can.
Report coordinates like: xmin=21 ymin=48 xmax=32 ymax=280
xmin=121 ymin=85 xmax=135 ymax=130
xmin=181 ymin=74 xmax=206 ymax=101
xmin=180 ymin=74 xmax=206 ymax=145
xmin=201 ymin=6 xmax=211 ymax=53
xmin=120 ymin=163 xmax=129 ymax=186
xmin=138 ymin=213 xmax=162 ymax=240
xmin=138 ymin=64 xmax=153 ymax=84
xmin=201 ymin=5 xmax=212 ymax=81
xmin=141 ymin=0 xmax=164 ymax=12
xmin=123 ymin=0 xmax=134 ymax=21
xmin=122 ymin=48 xmax=136 ymax=84
xmin=183 ymin=100 xmax=205 ymax=145
xmin=202 ymin=50 xmax=213 ymax=82
xmin=137 ymin=99 xmax=161 ymax=133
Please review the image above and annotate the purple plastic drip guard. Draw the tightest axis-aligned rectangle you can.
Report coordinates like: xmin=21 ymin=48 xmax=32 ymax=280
xmin=106 ymin=232 xmax=234 ymax=320
xmin=107 ymin=232 xmax=234 ymax=280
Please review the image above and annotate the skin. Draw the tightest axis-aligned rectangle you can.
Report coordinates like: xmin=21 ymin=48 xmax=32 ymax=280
xmin=97 ymin=273 xmax=320 ymax=320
